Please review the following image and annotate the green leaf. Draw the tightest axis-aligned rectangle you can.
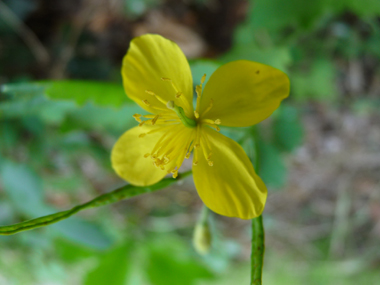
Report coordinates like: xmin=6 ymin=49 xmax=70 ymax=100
xmin=55 ymin=238 xmax=97 ymax=262
xmin=146 ymin=236 xmax=214 ymax=285
xmin=221 ymin=43 xmax=291 ymax=72
xmin=1 ymin=80 xmax=132 ymax=108
xmin=84 ymin=242 xmax=133 ymax=285
xmin=248 ymin=0 xmax=325 ymax=32
xmin=324 ymin=0 xmax=380 ymax=17
xmin=0 ymin=159 xmax=45 ymax=216
xmin=42 ymin=81 xmax=132 ymax=107
xmin=273 ymin=105 xmax=304 ymax=152
xmin=0 ymin=94 xmax=77 ymax=124
xmin=292 ymin=58 xmax=337 ymax=101
xmin=51 ymin=218 xmax=113 ymax=250
xmin=63 ymin=103 xmax=141 ymax=132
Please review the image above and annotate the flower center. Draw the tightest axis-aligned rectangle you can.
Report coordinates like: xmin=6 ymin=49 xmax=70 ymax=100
xmin=132 ymin=74 xmax=221 ymax=178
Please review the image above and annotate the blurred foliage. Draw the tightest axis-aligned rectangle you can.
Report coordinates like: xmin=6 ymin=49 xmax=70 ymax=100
xmin=1 ymin=0 xmax=380 ymax=284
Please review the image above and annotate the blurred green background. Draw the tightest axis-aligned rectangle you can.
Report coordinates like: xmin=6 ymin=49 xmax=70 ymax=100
xmin=0 ymin=0 xmax=380 ymax=284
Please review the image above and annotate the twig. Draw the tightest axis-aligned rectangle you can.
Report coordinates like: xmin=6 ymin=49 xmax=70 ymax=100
xmin=329 ymin=175 xmax=352 ymax=258
xmin=50 ymin=5 xmax=94 ymax=79
xmin=0 ymin=0 xmax=50 ymax=65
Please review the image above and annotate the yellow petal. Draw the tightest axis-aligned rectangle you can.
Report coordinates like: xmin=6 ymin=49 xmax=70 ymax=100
xmin=111 ymin=125 xmax=179 ymax=186
xmin=122 ymin=34 xmax=194 ymax=116
xmin=199 ymin=60 xmax=290 ymax=127
xmin=192 ymin=126 xmax=267 ymax=219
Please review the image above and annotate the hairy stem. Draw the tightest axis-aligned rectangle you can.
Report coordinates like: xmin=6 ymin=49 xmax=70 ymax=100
xmin=0 ymin=171 xmax=192 ymax=235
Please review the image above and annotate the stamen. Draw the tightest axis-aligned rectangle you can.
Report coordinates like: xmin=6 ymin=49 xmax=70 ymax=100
xmin=194 ymin=74 xmax=206 ymax=118
xmin=201 ymin=134 xmax=213 ymax=167
xmin=161 ymin=77 xmax=179 ymax=93
xmin=192 ymin=126 xmax=201 ymax=166
xmin=139 ymin=133 xmax=146 ymax=138
xmin=151 ymin=115 xmax=160 ymax=125
xmin=151 ymin=105 xmax=172 ymax=112
xmin=142 ymin=99 xmax=150 ymax=106
xmin=145 ymin=90 xmax=156 ymax=95
xmin=175 ymin=128 xmax=195 ymax=167
xmin=146 ymin=124 xmax=178 ymax=135
xmin=201 ymin=74 xmax=206 ymax=84
xmin=139 ymin=121 xmax=146 ymax=127
xmin=145 ymin=90 xmax=168 ymax=105
xmin=150 ymin=124 xmax=184 ymax=160
xmin=144 ymin=153 xmax=150 ymax=158
xmin=202 ymin=121 xmax=220 ymax=132
xmin=201 ymin=119 xmax=220 ymax=125
xmin=201 ymin=99 xmax=213 ymax=117
xmin=133 ymin=114 xmax=142 ymax=123
xmin=161 ymin=78 xmax=192 ymax=114
xmin=195 ymin=85 xmax=202 ymax=97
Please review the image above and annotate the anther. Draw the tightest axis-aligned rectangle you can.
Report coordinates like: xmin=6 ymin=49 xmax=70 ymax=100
xmin=214 ymin=119 xmax=221 ymax=125
xmin=133 ymin=114 xmax=142 ymax=123
xmin=175 ymin=92 xmax=182 ymax=98
xmin=185 ymin=152 xmax=191 ymax=159
xmin=142 ymin=99 xmax=150 ymax=106
xmin=139 ymin=121 xmax=146 ymax=127
xmin=152 ymin=115 xmax=160 ymax=125
xmin=201 ymin=74 xmax=206 ymax=84
xmin=139 ymin=133 xmax=146 ymax=138
xmin=144 ymin=153 xmax=150 ymax=158
xmin=208 ymin=161 xmax=214 ymax=166
xmin=215 ymin=126 xmax=220 ymax=131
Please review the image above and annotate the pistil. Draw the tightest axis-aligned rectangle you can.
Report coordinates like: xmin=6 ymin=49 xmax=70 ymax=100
xmin=167 ymin=100 xmax=197 ymax=128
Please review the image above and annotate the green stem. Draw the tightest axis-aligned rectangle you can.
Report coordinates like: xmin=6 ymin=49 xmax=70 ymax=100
xmin=251 ymin=215 xmax=265 ymax=285
xmin=250 ymin=126 xmax=265 ymax=285
xmin=199 ymin=204 xmax=210 ymax=226
xmin=0 ymin=170 xmax=192 ymax=235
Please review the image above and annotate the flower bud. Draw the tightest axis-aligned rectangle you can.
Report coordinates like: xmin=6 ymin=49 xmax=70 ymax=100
xmin=193 ymin=222 xmax=212 ymax=255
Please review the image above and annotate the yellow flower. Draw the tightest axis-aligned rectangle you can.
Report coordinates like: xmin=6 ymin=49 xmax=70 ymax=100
xmin=111 ymin=34 xmax=290 ymax=219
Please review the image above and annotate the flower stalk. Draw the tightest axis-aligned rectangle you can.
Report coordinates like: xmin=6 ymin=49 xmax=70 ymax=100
xmin=0 ymin=171 xmax=192 ymax=235
xmin=250 ymin=127 xmax=265 ymax=285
